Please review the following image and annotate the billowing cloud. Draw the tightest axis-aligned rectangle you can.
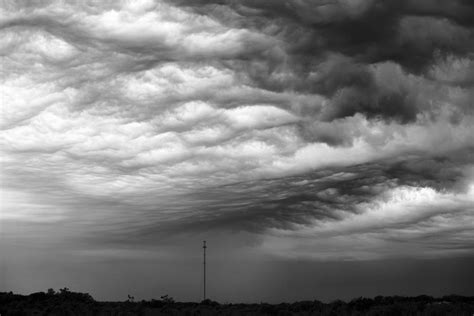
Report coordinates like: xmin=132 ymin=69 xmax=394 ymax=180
xmin=1 ymin=0 xmax=473 ymax=281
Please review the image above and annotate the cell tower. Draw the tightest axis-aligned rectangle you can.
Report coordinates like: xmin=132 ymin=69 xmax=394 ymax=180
xmin=202 ymin=240 xmax=207 ymax=301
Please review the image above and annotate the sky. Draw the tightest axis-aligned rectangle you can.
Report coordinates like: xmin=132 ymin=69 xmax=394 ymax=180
xmin=1 ymin=0 xmax=474 ymax=303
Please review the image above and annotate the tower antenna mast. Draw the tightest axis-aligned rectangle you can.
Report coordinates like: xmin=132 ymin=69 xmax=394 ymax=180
xmin=203 ymin=240 xmax=207 ymax=301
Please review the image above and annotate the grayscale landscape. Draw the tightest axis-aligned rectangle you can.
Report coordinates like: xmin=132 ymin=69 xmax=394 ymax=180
xmin=1 ymin=0 xmax=473 ymax=315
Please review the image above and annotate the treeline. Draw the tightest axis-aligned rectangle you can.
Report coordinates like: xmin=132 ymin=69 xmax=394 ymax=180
xmin=1 ymin=289 xmax=474 ymax=315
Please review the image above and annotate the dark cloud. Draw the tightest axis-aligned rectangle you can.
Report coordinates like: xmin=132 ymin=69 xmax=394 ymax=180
xmin=170 ymin=0 xmax=474 ymax=125
xmin=173 ymin=0 xmax=474 ymax=68
xmin=4 ymin=0 xmax=473 ymax=129
xmin=1 ymin=1 xmax=474 ymax=301
xmin=86 ymin=148 xmax=473 ymax=249
xmin=0 ymin=0 xmax=474 ymax=286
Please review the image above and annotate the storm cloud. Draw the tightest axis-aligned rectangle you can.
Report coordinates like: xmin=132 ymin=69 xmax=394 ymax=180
xmin=1 ymin=0 xmax=474 ymax=302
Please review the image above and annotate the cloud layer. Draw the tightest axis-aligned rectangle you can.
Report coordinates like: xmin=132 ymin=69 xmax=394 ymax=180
xmin=1 ymin=0 xmax=474 ymax=265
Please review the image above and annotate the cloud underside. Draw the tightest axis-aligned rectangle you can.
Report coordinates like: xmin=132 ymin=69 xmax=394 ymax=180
xmin=1 ymin=0 xmax=473 ymax=260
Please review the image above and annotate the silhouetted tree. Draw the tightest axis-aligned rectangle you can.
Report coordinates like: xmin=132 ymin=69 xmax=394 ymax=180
xmin=160 ymin=294 xmax=174 ymax=303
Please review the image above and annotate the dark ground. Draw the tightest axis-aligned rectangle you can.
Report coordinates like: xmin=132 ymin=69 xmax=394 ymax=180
xmin=1 ymin=289 xmax=474 ymax=315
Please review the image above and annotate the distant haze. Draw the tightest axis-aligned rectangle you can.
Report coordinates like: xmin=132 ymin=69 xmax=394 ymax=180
xmin=1 ymin=0 xmax=474 ymax=303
